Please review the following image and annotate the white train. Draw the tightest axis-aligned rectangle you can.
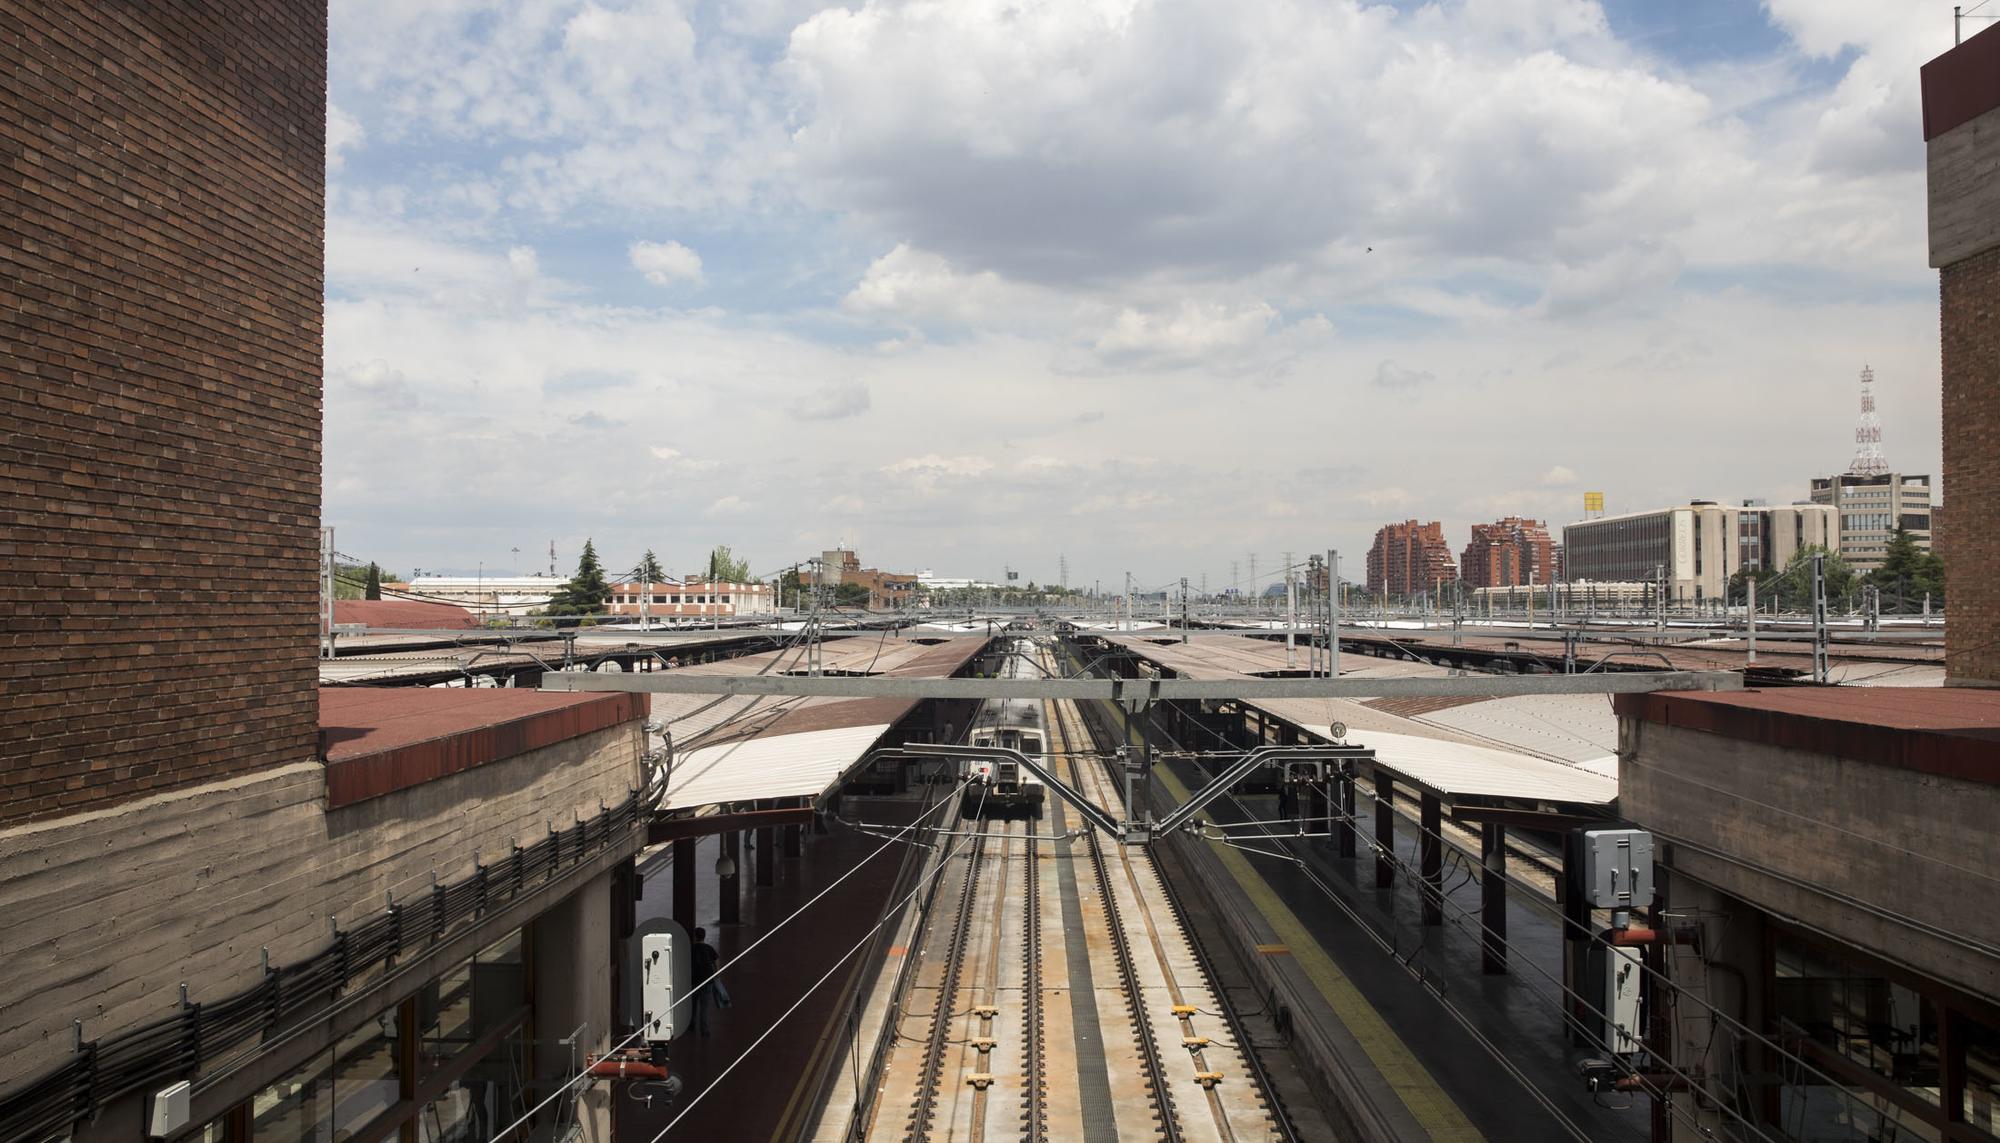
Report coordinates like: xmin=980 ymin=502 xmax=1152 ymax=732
xmin=960 ymin=641 xmax=1049 ymax=819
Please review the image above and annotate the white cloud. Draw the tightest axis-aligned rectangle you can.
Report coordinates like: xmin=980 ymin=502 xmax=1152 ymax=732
xmin=1541 ymin=465 xmax=1579 ymax=487
xmin=789 ymin=379 xmax=871 ymax=421
xmin=705 ymin=495 xmax=748 ymax=517
xmin=1093 ymin=300 xmax=1278 ymax=364
xmin=630 ymin=240 xmax=705 ymax=286
xmin=327 ymin=103 xmax=364 ymax=172
xmin=1373 ymin=361 xmax=1434 ymax=391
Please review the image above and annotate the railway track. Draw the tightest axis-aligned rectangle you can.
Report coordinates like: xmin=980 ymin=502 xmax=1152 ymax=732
xmin=856 ymin=642 xmax=1281 ymax=1142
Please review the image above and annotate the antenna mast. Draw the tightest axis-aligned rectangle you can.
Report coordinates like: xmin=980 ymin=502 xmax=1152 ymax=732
xmin=1847 ymin=365 xmax=1888 ymax=477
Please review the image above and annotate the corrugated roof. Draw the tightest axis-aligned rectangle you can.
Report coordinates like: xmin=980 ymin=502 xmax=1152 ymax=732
xmin=648 ymin=635 xmax=990 ymax=810
xmin=1098 ymin=633 xmax=1619 ymax=806
xmin=663 ymin=723 xmax=897 ymax=808
xmin=1316 ymin=728 xmax=1616 ymax=805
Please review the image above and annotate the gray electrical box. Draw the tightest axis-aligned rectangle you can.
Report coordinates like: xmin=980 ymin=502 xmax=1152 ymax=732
xmin=1581 ymin=829 xmax=1654 ymax=909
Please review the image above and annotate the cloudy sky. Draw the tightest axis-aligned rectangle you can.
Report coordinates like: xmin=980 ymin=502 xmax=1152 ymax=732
xmin=324 ymin=0 xmax=1962 ymax=593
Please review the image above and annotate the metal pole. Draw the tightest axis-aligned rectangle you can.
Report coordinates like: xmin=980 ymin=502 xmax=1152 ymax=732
xmin=1812 ymin=553 xmax=1829 ymax=683
xmin=1284 ymin=552 xmax=1297 ymax=669
xmin=1180 ymin=577 xmax=1190 ymax=643
xmin=1328 ymin=549 xmax=1340 ymax=678
xmin=1746 ymin=578 xmax=1757 ymax=665
xmin=321 ymin=526 xmax=335 ymax=659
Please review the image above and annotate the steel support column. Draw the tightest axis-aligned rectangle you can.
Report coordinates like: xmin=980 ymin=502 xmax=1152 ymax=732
xmin=1481 ymin=822 xmax=1508 ymax=974
xmin=755 ymin=818 xmax=776 ymax=887
xmin=1338 ymin=764 xmax=1357 ymax=858
xmin=672 ymin=838 xmax=696 ymax=936
xmin=719 ymin=831 xmax=741 ymax=925
xmin=1374 ymin=774 xmax=1395 ymax=889
xmin=784 ymin=821 xmax=802 ymax=858
xmin=1420 ymin=793 xmax=1443 ymax=927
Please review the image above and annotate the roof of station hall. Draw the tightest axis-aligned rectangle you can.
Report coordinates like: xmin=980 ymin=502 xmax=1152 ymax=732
xmin=1092 ymin=632 xmax=1619 ymax=808
xmin=650 ymin=634 xmax=989 ymax=811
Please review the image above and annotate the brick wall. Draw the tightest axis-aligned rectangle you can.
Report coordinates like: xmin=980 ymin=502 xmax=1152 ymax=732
xmin=0 ymin=2 xmax=327 ymax=822
xmin=1939 ymin=244 xmax=1999 ymax=683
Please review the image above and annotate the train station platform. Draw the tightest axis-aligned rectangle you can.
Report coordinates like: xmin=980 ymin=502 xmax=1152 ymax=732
xmin=1149 ymin=751 xmax=1650 ymax=1142
xmin=618 ymin=797 xmax=932 ymax=1142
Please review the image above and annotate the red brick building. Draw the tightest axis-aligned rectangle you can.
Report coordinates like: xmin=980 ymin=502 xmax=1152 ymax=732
xmin=1365 ymin=520 xmax=1458 ymax=599
xmin=1924 ymin=28 xmax=2000 ymax=685
xmin=1460 ymin=517 xmax=1555 ymax=589
xmin=0 ymin=0 xmax=327 ymax=823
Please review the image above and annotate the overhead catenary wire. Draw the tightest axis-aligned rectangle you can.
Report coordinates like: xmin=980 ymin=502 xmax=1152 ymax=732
xmin=644 ymin=785 xmax=993 ymax=1141
xmin=481 ymin=777 xmax=975 ymax=1143
xmin=1226 ymin=765 xmax=1934 ymax=1137
xmin=1102 ymin=656 xmax=1860 ymax=1141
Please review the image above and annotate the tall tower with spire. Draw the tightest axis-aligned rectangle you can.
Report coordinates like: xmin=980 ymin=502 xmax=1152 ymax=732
xmin=1847 ymin=365 xmax=1888 ymax=477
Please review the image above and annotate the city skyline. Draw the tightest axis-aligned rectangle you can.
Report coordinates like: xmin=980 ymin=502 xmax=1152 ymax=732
xmin=324 ymin=1 xmax=1954 ymax=589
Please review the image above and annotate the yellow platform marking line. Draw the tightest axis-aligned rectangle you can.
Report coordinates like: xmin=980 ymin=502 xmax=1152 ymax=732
xmin=1150 ymin=760 xmax=1484 ymax=1142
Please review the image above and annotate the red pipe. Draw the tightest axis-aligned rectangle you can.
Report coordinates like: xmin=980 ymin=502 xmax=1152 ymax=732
xmin=585 ymin=1057 xmax=670 ymax=1081
xmin=1606 ymin=926 xmax=1699 ymax=947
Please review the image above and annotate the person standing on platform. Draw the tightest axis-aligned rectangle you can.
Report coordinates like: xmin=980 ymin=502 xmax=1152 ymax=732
xmin=690 ymin=927 xmax=732 ymax=1036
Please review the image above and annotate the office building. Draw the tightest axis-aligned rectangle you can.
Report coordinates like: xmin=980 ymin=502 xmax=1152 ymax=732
xmin=1562 ymin=501 xmax=1837 ymax=605
xmin=1460 ymin=517 xmax=1555 ymax=589
xmin=1365 ymin=520 xmax=1457 ymax=599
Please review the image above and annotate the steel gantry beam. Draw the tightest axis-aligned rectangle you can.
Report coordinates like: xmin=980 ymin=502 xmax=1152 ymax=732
xmin=896 ymin=742 xmax=1372 ymax=846
xmin=539 ymin=670 xmax=1741 ymax=701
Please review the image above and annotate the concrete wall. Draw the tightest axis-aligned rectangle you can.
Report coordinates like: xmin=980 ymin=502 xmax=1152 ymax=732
xmin=1619 ymin=719 xmax=2000 ymax=1002
xmin=533 ymin=871 xmax=617 ymax=1143
xmin=0 ymin=723 xmax=640 ymax=1087
xmin=1927 ymin=102 xmax=2000 ymax=268
xmin=0 ymin=0 xmax=327 ymax=824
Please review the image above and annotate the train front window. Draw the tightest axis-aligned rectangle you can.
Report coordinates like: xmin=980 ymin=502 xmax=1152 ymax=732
xmin=1021 ymin=735 xmax=1042 ymax=755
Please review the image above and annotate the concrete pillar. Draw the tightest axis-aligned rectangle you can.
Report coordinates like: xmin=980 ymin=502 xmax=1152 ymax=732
xmin=1337 ymin=765 xmax=1356 ymax=858
xmin=1373 ymin=774 xmax=1395 ymax=890
xmin=672 ymin=838 xmax=696 ymax=936
xmin=1420 ymin=793 xmax=1442 ymax=927
xmin=1481 ymin=823 xmax=1507 ymax=974
xmin=784 ymin=821 xmax=802 ymax=858
xmin=719 ymin=831 xmax=741 ymax=925
xmin=532 ymin=869 xmax=616 ymax=1143
xmin=755 ymin=819 xmax=776 ymax=887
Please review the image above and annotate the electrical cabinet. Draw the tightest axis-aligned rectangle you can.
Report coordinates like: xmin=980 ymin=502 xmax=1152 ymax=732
xmin=1580 ymin=828 xmax=1654 ymax=910
xmin=641 ymin=932 xmax=678 ymax=1043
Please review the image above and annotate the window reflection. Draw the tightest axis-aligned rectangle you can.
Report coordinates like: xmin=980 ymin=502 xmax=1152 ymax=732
xmin=251 ymin=1050 xmax=332 ymax=1141
xmin=1966 ymin=1013 xmax=2000 ymax=1134
xmin=331 ymin=1013 xmax=398 ymax=1133
xmin=1775 ymin=934 xmax=1941 ymax=1105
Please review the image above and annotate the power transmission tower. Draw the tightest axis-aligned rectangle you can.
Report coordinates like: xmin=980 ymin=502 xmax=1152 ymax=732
xmin=1058 ymin=553 xmax=1069 ymax=592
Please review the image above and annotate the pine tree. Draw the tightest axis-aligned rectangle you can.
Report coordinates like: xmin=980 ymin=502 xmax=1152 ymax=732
xmin=547 ymin=539 xmax=612 ymax=620
xmin=639 ymin=549 xmax=666 ymax=583
xmin=364 ymin=562 xmax=382 ymax=600
xmin=1868 ymin=528 xmax=1945 ymax=607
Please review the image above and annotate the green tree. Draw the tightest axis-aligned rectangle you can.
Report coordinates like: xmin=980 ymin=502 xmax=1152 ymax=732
xmin=545 ymin=539 xmax=612 ymax=622
xmin=364 ymin=562 xmax=382 ymax=600
xmin=778 ymin=566 xmax=804 ymax=608
xmin=1773 ymin=545 xmax=1855 ymax=611
xmin=707 ymin=545 xmax=752 ymax=583
xmin=1866 ymin=528 xmax=1945 ymax=607
xmin=638 ymin=548 xmax=666 ymax=583
xmin=833 ymin=581 xmax=872 ymax=608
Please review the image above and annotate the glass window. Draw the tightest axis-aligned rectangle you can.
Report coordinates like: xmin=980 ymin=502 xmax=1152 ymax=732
xmin=331 ymin=1015 xmax=399 ymax=1134
xmin=1777 ymin=1083 xmax=1938 ymax=1142
xmin=1776 ymin=934 xmax=1942 ymax=1106
xmin=1965 ymin=1013 xmax=2000 ymax=1134
xmin=252 ymin=1049 xmax=333 ymax=1141
xmin=419 ymin=962 xmax=475 ymax=1081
